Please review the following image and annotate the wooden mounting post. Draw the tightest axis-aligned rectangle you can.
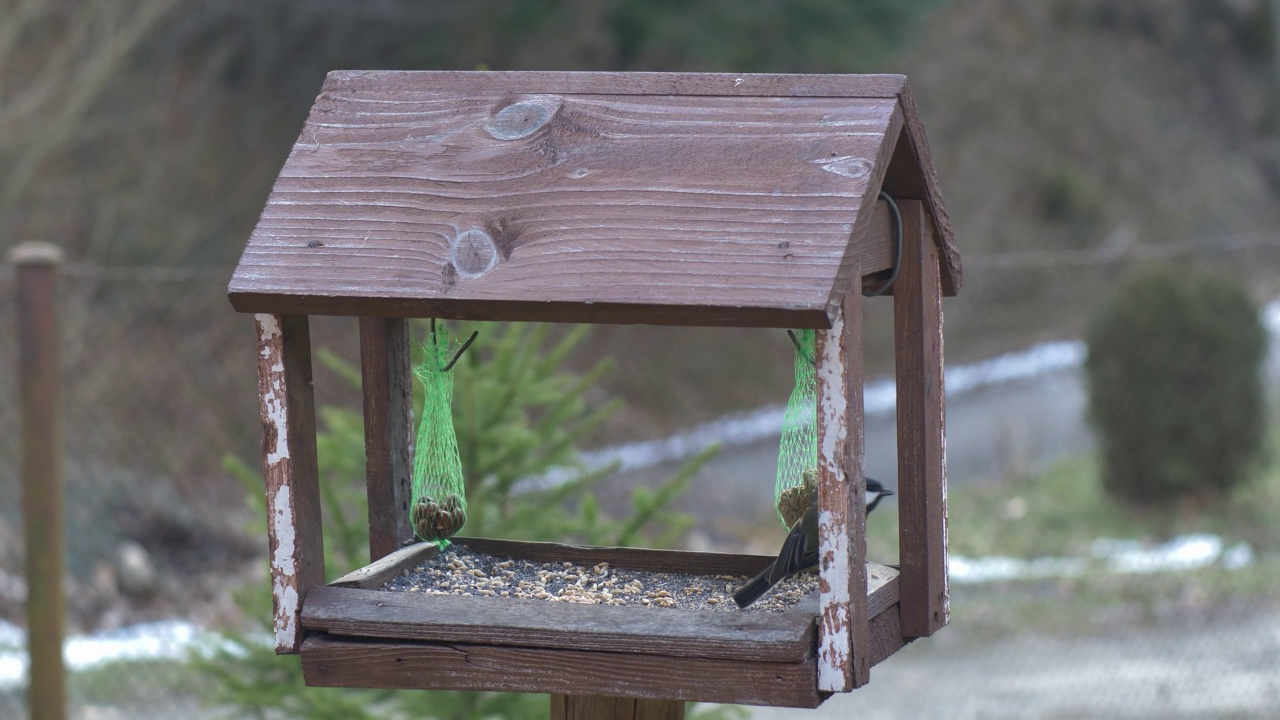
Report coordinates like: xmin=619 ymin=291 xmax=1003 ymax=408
xmin=815 ymin=260 xmax=871 ymax=691
xmin=360 ymin=317 xmax=414 ymax=561
xmin=12 ymin=241 xmax=67 ymax=720
xmin=893 ymin=200 xmax=949 ymax=638
xmin=256 ymin=313 xmax=325 ymax=653
xmin=551 ymin=695 xmax=684 ymax=720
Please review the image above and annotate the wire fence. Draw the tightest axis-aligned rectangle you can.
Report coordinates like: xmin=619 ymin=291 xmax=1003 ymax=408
xmin=1 ymin=239 xmax=1279 ymax=718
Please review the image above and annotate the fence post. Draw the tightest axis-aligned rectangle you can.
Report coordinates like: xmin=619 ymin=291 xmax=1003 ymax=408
xmin=10 ymin=241 xmax=67 ymax=720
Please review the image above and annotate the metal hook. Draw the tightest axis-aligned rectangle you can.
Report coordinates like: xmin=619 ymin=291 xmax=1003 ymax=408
xmin=787 ymin=329 xmax=817 ymax=367
xmin=429 ymin=318 xmax=479 ymax=372
xmin=441 ymin=329 xmax=478 ymax=372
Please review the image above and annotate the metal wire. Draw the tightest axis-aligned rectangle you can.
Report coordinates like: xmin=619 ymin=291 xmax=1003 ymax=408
xmin=863 ymin=190 xmax=903 ymax=297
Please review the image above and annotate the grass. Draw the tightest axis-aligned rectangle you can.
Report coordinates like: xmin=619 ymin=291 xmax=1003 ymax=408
xmin=862 ymin=424 xmax=1280 ymax=639
xmin=73 ymin=659 xmax=208 ymax=704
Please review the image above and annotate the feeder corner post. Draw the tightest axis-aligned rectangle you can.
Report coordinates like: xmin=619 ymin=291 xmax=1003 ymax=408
xmin=255 ymin=312 xmax=326 ymax=653
xmin=360 ymin=316 xmax=415 ymax=561
xmin=815 ymin=252 xmax=872 ymax=691
xmin=893 ymin=199 xmax=950 ymax=639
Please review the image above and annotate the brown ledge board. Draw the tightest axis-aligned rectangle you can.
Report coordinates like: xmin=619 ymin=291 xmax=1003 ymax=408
xmin=297 ymin=537 xmax=902 ymax=706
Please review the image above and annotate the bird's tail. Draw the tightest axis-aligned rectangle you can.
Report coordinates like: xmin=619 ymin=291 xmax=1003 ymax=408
xmin=733 ymin=566 xmax=776 ymax=609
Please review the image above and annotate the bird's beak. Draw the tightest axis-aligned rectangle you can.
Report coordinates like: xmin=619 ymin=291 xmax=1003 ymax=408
xmin=882 ymin=488 xmax=895 ymax=497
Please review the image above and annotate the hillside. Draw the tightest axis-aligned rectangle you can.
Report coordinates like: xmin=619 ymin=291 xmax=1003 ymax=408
xmin=573 ymin=0 xmax=1280 ymax=441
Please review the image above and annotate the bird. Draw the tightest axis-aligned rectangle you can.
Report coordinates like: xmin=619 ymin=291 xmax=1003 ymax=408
xmin=734 ymin=478 xmax=893 ymax=609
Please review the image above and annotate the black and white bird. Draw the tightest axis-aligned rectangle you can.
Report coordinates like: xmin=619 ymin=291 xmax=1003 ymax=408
xmin=733 ymin=478 xmax=894 ymax=609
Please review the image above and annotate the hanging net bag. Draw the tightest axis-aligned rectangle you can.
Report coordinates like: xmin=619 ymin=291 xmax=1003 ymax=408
xmin=775 ymin=329 xmax=818 ymax=530
xmin=410 ymin=320 xmax=475 ymax=547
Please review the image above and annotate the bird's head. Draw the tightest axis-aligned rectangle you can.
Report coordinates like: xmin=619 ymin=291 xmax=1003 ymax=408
xmin=865 ymin=478 xmax=895 ymax=513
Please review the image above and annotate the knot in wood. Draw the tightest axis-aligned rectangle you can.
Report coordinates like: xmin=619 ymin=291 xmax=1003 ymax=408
xmin=450 ymin=228 xmax=498 ymax=278
xmin=485 ymin=97 xmax=561 ymax=140
xmin=817 ymin=156 xmax=872 ymax=179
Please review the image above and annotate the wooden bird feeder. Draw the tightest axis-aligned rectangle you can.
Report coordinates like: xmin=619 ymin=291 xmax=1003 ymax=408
xmin=229 ymin=71 xmax=961 ymax=713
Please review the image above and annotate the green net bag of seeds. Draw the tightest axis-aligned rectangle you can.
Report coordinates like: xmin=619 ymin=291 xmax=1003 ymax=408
xmin=410 ymin=320 xmax=472 ymax=547
xmin=775 ymin=329 xmax=818 ymax=530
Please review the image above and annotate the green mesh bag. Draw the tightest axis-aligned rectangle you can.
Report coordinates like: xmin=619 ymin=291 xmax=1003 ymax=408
xmin=410 ymin=320 xmax=471 ymax=547
xmin=775 ymin=329 xmax=818 ymax=530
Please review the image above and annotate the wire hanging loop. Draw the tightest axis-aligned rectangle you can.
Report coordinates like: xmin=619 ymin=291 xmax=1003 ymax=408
xmin=863 ymin=190 xmax=903 ymax=297
xmin=787 ymin=329 xmax=816 ymax=367
xmin=430 ymin=318 xmax=479 ymax=372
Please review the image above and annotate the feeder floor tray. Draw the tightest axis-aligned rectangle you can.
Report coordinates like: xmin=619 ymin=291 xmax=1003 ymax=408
xmin=300 ymin=537 xmax=903 ymax=707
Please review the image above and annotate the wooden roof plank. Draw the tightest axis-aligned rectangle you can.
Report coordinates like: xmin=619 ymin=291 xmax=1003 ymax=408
xmin=229 ymin=71 xmax=959 ymax=324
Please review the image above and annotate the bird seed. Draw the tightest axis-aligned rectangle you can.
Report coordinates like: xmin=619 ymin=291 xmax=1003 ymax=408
xmin=380 ymin=545 xmax=818 ymax=613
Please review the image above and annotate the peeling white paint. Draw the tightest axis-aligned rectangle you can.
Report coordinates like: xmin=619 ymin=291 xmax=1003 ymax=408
xmin=256 ymin=313 xmax=281 ymax=347
xmin=256 ymin=315 xmax=291 ymax=466
xmin=816 ymin=309 xmax=854 ymax=692
xmin=816 ymin=312 xmax=848 ymax=478
xmin=273 ymin=582 xmax=299 ymax=651
xmin=262 ymin=388 xmax=289 ymax=466
xmin=269 ymin=483 xmax=299 ymax=649
xmin=819 ymin=507 xmax=853 ymax=692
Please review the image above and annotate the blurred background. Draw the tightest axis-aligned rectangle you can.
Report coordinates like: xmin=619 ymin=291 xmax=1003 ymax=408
xmin=2 ymin=0 xmax=1280 ymax=717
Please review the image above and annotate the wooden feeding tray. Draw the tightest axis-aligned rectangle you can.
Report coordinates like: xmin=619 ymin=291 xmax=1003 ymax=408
xmin=229 ymin=70 xmax=961 ymax=712
xmin=300 ymin=538 xmax=902 ymax=707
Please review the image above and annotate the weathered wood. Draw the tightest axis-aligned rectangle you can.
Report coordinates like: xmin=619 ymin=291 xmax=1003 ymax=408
xmin=12 ymin=241 xmax=67 ymax=720
xmin=359 ymin=317 xmax=414 ymax=561
xmin=227 ymin=72 xmax=931 ymax=328
xmin=302 ymin=585 xmax=817 ymax=663
xmin=868 ymin=604 xmax=908 ymax=667
xmin=893 ymin=200 xmax=949 ymax=638
xmin=323 ymin=69 xmax=910 ymax=98
xmin=226 ymin=69 xmax=961 ymax=699
xmin=847 ymin=106 xmax=903 ymax=299
xmin=880 ymin=77 xmax=962 ymax=295
xmin=551 ymin=695 xmax=684 ymax=720
xmin=300 ymin=633 xmax=823 ymax=708
xmin=330 ymin=539 xmax=439 ymax=590
xmin=256 ymin=314 xmax=325 ymax=653
xmin=815 ymin=277 xmax=871 ymax=691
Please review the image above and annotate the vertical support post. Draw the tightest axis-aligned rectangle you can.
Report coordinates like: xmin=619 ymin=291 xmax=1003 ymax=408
xmin=11 ymin=242 xmax=66 ymax=720
xmin=815 ymin=268 xmax=871 ymax=690
xmin=360 ymin=318 xmax=414 ymax=561
xmin=256 ymin=314 xmax=325 ymax=654
xmin=551 ymin=695 xmax=684 ymax=720
xmin=893 ymin=200 xmax=949 ymax=638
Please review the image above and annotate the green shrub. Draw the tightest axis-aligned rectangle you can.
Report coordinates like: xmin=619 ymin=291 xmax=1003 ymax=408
xmin=1084 ymin=266 xmax=1266 ymax=505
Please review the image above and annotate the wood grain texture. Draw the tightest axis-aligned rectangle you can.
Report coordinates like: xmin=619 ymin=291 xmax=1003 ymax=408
xmin=330 ymin=538 xmax=439 ymax=590
xmin=893 ymin=200 xmax=950 ymax=639
xmin=301 ymin=585 xmax=817 ymax=663
xmin=300 ymin=633 xmax=823 ymax=708
xmin=868 ymin=603 xmax=908 ymax=667
xmin=227 ymin=71 xmax=934 ymax=327
xmin=323 ymin=70 xmax=909 ymax=98
xmin=551 ymin=695 xmax=684 ymax=720
xmin=881 ymin=77 xmax=961 ymax=295
xmin=255 ymin=314 xmax=324 ymax=654
xmin=814 ymin=283 xmax=871 ymax=692
xmin=359 ymin=317 xmax=414 ymax=561
xmin=842 ymin=106 xmax=903 ymax=303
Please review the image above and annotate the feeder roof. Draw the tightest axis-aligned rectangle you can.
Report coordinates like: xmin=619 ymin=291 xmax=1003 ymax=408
xmin=229 ymin=71 xmax=961 ymax=327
